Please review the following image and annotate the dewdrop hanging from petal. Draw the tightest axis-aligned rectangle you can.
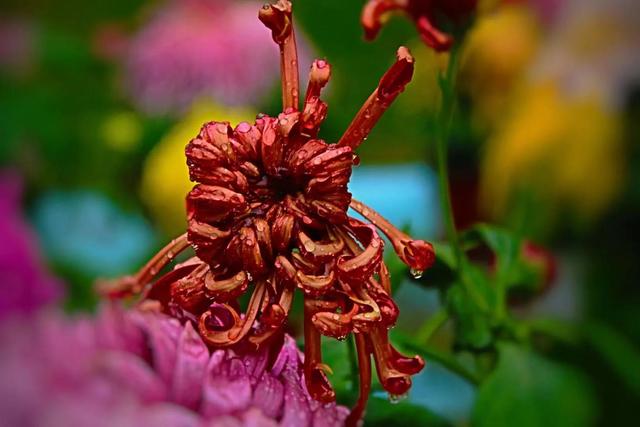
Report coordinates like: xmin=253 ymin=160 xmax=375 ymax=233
xmin=105 ymin=1 xmax=435 ymax=425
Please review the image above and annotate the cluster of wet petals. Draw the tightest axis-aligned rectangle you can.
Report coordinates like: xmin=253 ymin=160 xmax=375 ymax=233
xmin=362 ymin=0 xmax=477 ymax=51
xmin=106 ymin=1 xmax=435 ymax=424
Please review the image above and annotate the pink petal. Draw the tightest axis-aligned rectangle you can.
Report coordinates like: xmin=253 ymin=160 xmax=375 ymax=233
xmin=135 ymin=312 xmax=182 ymax=384
xmin=202 ymin=352 xmax=252 ymax=417
xmin=251 ymin=373 xmax=284 ymax=419
xmin=280 ymin=367 xmax=312 ymax=427
xmin=95 ymin=351 xmax=167 ymax=403
xmin=170 ymin=322 xmax=209 ymax=409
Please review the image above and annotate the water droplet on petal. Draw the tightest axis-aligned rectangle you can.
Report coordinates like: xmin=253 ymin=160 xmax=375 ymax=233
xmin=410 ymin=268 xmax=423 ymax=279
xmin=388 ymin=393 xmax=408 ymax=405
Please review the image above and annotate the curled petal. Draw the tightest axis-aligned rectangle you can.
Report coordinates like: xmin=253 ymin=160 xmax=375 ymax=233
xmin=204 ymin=270 xmax=249 ymax=302
xmin=311 ymin=304 xmax=358 ymax=339
xmin=297 ymin=230 xmax=344 ymax=262
xmin=189 ymin=165 xmax=248 ymax=193
xmin=284 ymin=195 xmax=321 ymax=229
xmin=277 ymin=110 xmax=300 ymax=137
xmin=379 ymin=262 xmax=391 ymax=294
xmin=368 ymin=326 xmax=424 ymax=396
xmin=129 ymin=233 xmax=191 ymax=290
xmin=259 ymin=1 xmax=299 ymax=110
xmin=306 ymin=59 xmax=331 ymax=100
xmin=249 ymin=280 xmax=294 ymax=348
xmin=300 ymin=96 xmax=328 ymax=138
xmin=259 ymin=0 xmax=293 ymax=43
xmin=308 ymin=199 xmax=349 ymax=225
xmin=187 ymin=185 xmax=247 ymax=223
xmin=389 ymin=343 xmax=425 ymax=375
xmin=361 ymin=0 xmax=404 ymax=41
xmin=351 ymin=302 xmax=381 ymax=334
xmin=416 ymin=15 xmax=453 ymax=52
xmin=198 ymin=303 xmax=241 ymax=341
xmin=233 ymin=121 xmax=261 ymax=162
xmin=198 ymin=121 xmax=236 ymax=162
xmin=306 ymin=170 xmax=350 ymax=197
xmin=337 ymin=47 xmax=414 ymax=150
xmin=199 ymin=282 xmax=267 ymax=347
xmin=288 ymin=139 xmax=328 ymax=176
xmin=296 ymin=270 xmax=335 ymax=297
xmin=378 ymin=46 xmax=415 ymax=101
xmin=351 ymin=198 xmax=435 ymax=273
xmin=367 ymin=279 xmax=399 ymax=327
xmin=186 ymin=123 xmax=237 ymax=180
xmin=170 ymin=263 xmax=210 ymax=313
xmin=300 ymin=59 xmax=331 ymax=138
xmin=142 ymin=261 xmax=200 ymax=307
xmin=253 ymin=219 xmax=274 ymax=262
xmin=226 ymin=227 xmax=267 ymax=278
xmin=304 ymin=146 xmax=354 ymax=177
xmin=290 ymin=251 xmax=316 ymax=273
xmin=401 ymin=239 xmax=436 ymax=273
xmin=260 ymin=117 xmax=286 ymax=176
xmin=271 ymin=212 xmax=296 ymax=253
xmin=274 ymin=255 xmax=297 ymax=285
xmin=304 ymin=298 xmax=336 ymax=403
xmin=188 ymin=219 xmax=231 ymax=263
xmin=262 ymin=304 xmax=287 ymax=328
xmin=337 ymin=221 xmax=383 ymax=284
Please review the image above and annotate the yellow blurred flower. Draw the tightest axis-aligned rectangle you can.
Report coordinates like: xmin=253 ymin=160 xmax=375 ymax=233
xmin=460 ymin=4 xmax=541 ymax=129
xmin=101 ymin=111 xmax=143 ymax=151
xmin=480 ymin=82 xmax=625 ymax=224
xmin=140 ymin=101 xmax=255 ymax=235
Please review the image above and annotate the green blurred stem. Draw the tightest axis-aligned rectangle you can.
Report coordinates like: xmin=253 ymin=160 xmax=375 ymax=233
xmin=435 ymin=43 xmax=463 ymax=271
xmin=347 ymin=334 xmax=360 ymax=401
xmin=416 ymin=306 xmax=449 ymax=343
xmin=399 ymin=336 xmax=481 ymax=386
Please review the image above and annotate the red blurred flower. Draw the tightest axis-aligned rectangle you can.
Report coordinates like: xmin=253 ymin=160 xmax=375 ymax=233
xmin=520 ymin=240 xmax=557 ymax=294
xmin=106 ymin=1 xmax=434 ymax=424
xmin=361 ymin=0 xmax=477 ymax=51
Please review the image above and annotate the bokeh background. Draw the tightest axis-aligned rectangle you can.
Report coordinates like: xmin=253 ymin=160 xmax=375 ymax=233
xmin=1 ymin=0 xmax=639 ymax=425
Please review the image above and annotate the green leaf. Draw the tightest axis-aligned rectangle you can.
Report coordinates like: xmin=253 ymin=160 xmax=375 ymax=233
xmin=473 ymin=344 xmax=597 ymax=427
xmin=465 ymin=224 xmax=521 ymax=285
xmin=447 ymin=282 xmax=493 ymax=349
xmin=586 ymin=322 xmax=640 ymax=396
xmin=320 ymin=337 xmax=355 ymax=402
xmin=365 ymin=396 xmax=451 ymax=427
xmin=434 ymin=241 xmax=456 ymax=270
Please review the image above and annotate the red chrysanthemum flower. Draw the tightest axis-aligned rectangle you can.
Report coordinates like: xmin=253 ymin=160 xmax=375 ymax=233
xmin=361 ymin=0 xmax=477 ymax=52
xmin=105 ymin=1 xmax=435 ymax=424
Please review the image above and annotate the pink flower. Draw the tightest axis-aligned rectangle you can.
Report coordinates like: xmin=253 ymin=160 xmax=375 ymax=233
xmin=125 ymin=0 xmax=282 ymax=115
xmin=0 ymin=171 xmax=62 ymax=319
xmin=0 ymin=304 xmax=348 ymax=426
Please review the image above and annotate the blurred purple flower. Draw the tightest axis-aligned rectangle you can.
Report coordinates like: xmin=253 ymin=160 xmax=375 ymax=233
xmin=0 ymin=304 xmax=348 ymax=426
xmin=0 ymin=171 xmax=61 ymax=319
xmin=126 ymin=0 xmax=283 ymax=115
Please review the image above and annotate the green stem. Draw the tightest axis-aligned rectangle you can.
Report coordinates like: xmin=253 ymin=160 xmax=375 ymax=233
xmin=416 ymin=305 xmax=449 ymax=343
xmin=435 ymin=44 xmax=463 ymax=271
xmin=398 ymin=335 xmax=480 ymax=386
xmin=347 ymin=334 xmax=360 ymax=400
